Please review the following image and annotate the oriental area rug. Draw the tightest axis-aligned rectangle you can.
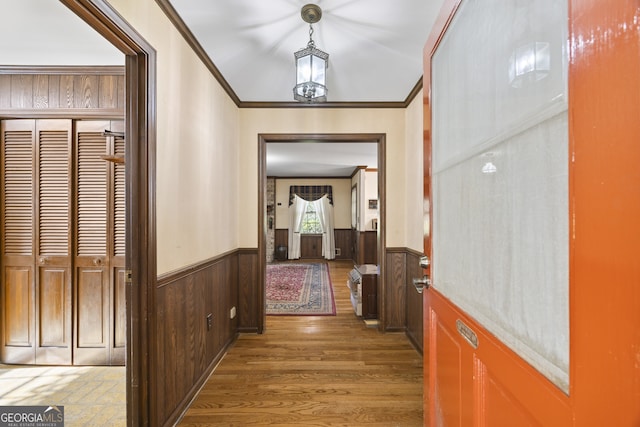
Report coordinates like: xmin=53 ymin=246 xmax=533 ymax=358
xmin=266 ymin=262 xmax=336 ymax=316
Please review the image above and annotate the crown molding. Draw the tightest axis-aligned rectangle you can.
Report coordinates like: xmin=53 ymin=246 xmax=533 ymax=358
xmin=155 ymin=0 xmax=422 ymax=109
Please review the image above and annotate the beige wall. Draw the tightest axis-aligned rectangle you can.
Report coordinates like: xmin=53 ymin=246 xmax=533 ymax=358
xmin=362 ymin=170 xmax=379 ymax=231
xmin=105 ymin=0 xmax=425 ymax=273
xmin=239 ymin=108 xmax=410 ymax=248
xmin=404 ymin=90 xmax=425 ymax=252
xmin=109 ymin=0 xmax=241 ymax=275
xmin=274 ymin=179 xmax=352 ymax=229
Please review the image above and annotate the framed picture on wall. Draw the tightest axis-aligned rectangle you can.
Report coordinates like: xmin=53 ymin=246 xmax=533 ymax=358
xmin=368 ymin=199 xmax=378 ymax=210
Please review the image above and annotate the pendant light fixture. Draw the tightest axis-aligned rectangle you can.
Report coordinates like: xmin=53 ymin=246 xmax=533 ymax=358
xmin=293 ymin=4 xmax=329 ymax=103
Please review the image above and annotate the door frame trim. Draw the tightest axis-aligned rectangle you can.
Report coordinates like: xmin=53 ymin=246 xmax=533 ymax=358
xmin=258 ymin=133 xmax=386 ymax=333
xmin=59 ymin=1 xmax=157 ymax=425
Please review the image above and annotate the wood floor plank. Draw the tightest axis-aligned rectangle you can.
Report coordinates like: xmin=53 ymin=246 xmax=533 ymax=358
xmin=178 ymin=260 xmax=423 ymax=426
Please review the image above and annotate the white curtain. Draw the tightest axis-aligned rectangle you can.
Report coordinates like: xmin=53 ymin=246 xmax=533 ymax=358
xmin=313 ymin=195 xmax=335 ymax=260
xmin=288 ymin=195 xmax=306 ymax=259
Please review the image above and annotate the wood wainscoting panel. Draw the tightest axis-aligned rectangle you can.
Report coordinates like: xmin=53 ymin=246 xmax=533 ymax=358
xmin=156 ymin=251 xmax=241 ymax=425
xmin=384 ymin=249 xmax=406 ymax=332
xmin=333 ymin=229 xmax=351 ymax=260
xmin=353 ymin=230 xmax=377 ymax=265
xmin=405 ymin=249 xmax=424 ymax=354
xmin=274 ymin=229 xmax=287 ymax=255
xmin=237 ymin=249 xmax=259 ymax=332
xmin=300 ymin=234 xmax=322 ymax=258
xmin=382 ymin=247 xmax=425 ymax=353
xmin=271 ymin=229 xmax=352 ymax=260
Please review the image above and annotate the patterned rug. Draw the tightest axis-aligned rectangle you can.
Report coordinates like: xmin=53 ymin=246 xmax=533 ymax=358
xmin=266 ymin=263 xmax=336 ymax=316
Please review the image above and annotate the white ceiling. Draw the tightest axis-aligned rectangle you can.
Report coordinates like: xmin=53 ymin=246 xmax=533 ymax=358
xmin=267 ymin=142 xmax=377 ymax=177
xmin=0 ymin=0 xmax=123 ymax=66
xmin=1 ymin=0 xmax=443 ymax=177
xmin=167 ymin=0 xmax=444 ymax=103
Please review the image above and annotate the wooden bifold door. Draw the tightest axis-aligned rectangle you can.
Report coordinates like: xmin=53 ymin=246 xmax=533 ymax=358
xmin=1 ymin=119 xmax=125 ymax=366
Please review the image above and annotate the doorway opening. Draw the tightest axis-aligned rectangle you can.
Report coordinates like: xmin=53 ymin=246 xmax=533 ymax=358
xmin=258 ymin=133 xmax=386 ymax=333
xmin=56 ymin=1 xmax=156 ymax=425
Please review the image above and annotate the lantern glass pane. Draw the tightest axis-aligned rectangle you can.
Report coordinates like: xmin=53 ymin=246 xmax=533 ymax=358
xmin=311 ymin=56 xmax=326 ymax=85
xmin=296 ymin=55 xmax=311 ymax=84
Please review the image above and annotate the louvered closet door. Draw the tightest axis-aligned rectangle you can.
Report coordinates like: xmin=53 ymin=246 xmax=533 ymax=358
xmin=35 ymin=120 xmax=73 ymax=365
xmin=1 ymin=120 xmax=73 ymax=365
xmin=74 ymin=120 xmax=125 ymax=365
xmin=110 ymin=121 xmax=126 ymax=365
xmin=1 ymin=120 xmax=37 ymax=364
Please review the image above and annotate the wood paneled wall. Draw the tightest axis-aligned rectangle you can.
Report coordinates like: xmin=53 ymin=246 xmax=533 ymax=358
xmin=334 ymin=229 xmax=352 ymax=259
xmin=353 ymin=230 xmax=377 ymax=265
xmin=156 ymin=249 xmax=255 ymax=425
xmin=385 ymin=248 xmax=424 ymax=354
xmin=152 ymin=246 xmax=419 ymax=425
xmin=0 ymin=67 xmax=125 ymax=117
xmin=300 ymin=235 xmax=322 ymax=258
xmin=237 ymin=249 xmax=259 ymax=333
xmin=272 ymin=229 xmax=352 ymax=260
xmin=404 ymin=250 xmax=424 ymax=353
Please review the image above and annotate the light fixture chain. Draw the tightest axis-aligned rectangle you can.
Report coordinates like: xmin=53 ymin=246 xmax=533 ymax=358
xmin=308 ymin=24 xmax=315 ymax=48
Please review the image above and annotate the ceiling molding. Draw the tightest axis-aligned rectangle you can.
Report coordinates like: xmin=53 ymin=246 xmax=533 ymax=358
xmin=260 ymin=133 xmax=382 ymax=143
xmin=268 ymin=175 xmax=355 ymax=180
xmin=154 ymin=0 xmax=242 ymax=106
xmin=155 ymin=0 xmax=422 ymax=109
xmin=238 ymin=100 xmax=408 ymax=109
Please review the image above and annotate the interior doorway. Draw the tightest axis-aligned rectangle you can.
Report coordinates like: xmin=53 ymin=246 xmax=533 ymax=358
xmin=41 ymin=1 xmax=156 ymax=425
xmin=258 ymin=133 xmax=386 ymax=333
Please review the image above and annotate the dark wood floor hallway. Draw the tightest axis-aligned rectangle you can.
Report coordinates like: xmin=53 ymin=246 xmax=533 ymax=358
xmin=178 ymin=260 xmax=424 ymax=426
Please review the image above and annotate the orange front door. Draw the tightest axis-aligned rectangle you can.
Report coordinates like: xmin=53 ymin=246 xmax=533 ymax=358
xmin=423 ymin=0 xmax=640 ymax=425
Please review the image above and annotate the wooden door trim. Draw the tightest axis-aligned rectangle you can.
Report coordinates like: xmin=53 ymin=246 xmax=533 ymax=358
xmin=59 ymin=1 xmax=157 ymax=426
xmin=258 ymin=133 xmax=386 ymax=333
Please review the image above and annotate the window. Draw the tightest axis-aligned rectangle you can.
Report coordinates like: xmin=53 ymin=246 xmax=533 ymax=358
xmin=301 ymin=202 xmax=322 ymax=234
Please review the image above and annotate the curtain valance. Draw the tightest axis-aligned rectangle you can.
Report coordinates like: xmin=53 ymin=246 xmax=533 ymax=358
xmin=289 ymin=185 xmax=333 ymax=205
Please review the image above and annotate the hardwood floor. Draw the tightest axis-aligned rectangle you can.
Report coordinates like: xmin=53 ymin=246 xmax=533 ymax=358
xmin=178 ymin=260 xmax=424 ymax=426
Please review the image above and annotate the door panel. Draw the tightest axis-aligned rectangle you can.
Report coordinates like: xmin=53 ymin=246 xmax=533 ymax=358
xmin=432 ymin=310 xmax=465 ymax=427
xmin=424 ymin=1 xmax=640 ymax=424
xmin=76 ymin=268 xmax=108 ymax=346
xmin=483 ymin=365 xmax=538 ymax=427
xmin=38 ymin=268 xmax=68 ymax=346
xmin=111 ymin=123 xmax=126 ymax=364
xmin=74 ymin=120 xmax=125 ymax=365
xmin=35 ymin=119 xmax=72 ymax=365
xmin=2 ymin=119 xmax=73 ymax=365
xmin=423 ymin=0 xmax=573 ymax=423
xmin=2 ymin=118 xmax=124 ymax=366
xmin=74 ymin=120 xmax=110 ymax=365
xmin=428 ymin=290 xmax=572 ymax=426
xmin=2 ymin=266 xmax=33 ymax=363
xmin=36 ymin=266 xmax=71 ymax=364
xmin=1 ymin=120 xmax=36 ymax=363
